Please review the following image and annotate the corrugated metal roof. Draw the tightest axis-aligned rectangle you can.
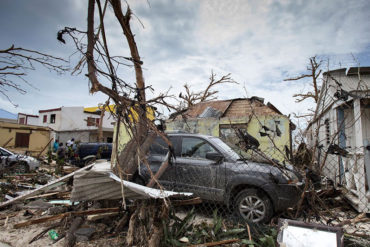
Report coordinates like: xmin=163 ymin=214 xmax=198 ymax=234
xmin=71 ymin=161 xmax=192 ymax=202
xmin=198 ymin=106 xmax=223 ymax=118
xmin=180 ymin=100 xmax=232 ymax=118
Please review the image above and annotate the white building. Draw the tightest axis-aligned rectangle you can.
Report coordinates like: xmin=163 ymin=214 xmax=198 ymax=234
xmin=17 ymin=113 xmax=39 ymax=125
xmin=306 ymin=67 xmax=370 ymax=213
xmin=38 ymin=106 xmax=115 ymax=144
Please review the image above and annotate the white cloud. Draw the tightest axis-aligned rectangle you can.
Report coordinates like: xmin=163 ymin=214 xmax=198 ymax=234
xmin=1 ymin=0 xmax=370 ymax=123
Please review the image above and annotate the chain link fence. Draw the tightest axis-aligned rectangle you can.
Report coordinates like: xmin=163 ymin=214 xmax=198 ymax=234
xmin=317 ymin=144 xmax=370 ymax=214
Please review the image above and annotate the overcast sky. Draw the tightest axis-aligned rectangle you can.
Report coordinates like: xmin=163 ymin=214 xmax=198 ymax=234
xmin=1 ymin=0 xmax=370 ymax=125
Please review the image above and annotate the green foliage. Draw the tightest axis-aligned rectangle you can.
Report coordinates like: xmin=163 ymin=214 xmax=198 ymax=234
xmin=162 ymin=208 xmax=278 ymax=247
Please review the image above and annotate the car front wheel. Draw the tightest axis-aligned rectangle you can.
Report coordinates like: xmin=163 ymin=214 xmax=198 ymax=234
xmin=234 ymin=188 xmax=273 ymax=223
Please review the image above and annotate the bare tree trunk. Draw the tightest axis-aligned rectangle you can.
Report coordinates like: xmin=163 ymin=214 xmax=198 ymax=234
xmin=126 ymin=199 xmax=168 ymax=247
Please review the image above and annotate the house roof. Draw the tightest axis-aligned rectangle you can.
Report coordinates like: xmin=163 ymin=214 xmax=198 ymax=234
xmin=39 ymin=107 xmax=62 ymax=113
xmin=0 ymin=121 xmax=52 ymax=131
xmin=173 ymin=98 xmax=284 ymax=120
xmin=323 ymin=67 xmax=370 ymax=76
xmin=18 ymin=112 xmax=38 ymax=118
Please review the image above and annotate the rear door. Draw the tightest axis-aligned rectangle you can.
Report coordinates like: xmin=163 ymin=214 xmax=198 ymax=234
xmin=143 ymin=136 xmax=180 ymax=190
xmin=175 ymin=137 xmax=223 ymax=201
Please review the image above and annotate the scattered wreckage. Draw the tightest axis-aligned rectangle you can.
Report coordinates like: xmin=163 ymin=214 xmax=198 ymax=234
xmin=0 ymin=139 xmax=369 ymax=246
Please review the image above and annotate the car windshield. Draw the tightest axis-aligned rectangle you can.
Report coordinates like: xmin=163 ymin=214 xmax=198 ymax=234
xmin=210 ymin=137 xmax=240 ymax=160
xmin=0 ymin=148 xmax=13 ymax=156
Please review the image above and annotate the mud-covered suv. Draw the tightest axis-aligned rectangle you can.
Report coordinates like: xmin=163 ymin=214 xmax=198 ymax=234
xmin=138 ymin=133 xmax=304 ymax=223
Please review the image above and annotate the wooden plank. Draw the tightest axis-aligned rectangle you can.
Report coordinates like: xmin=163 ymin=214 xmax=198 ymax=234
xmin=14 ymin=207 xmax=120 ymax=228
xmin=37 ymin=138 xmax=54 ymax=159
xmin=188 ymin=239 xmax=239 ymax=247
xmin=2 ymin=137 xmax=13 ymax=147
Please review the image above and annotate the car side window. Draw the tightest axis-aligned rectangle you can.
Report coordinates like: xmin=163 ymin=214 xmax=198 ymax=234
xmin=181 ymin=137 xmax=216 ymax=159
xmin=150 ymin=137 xmax=168 ymax=155
xmin=149 ymin=136 xmax=180 ymax=156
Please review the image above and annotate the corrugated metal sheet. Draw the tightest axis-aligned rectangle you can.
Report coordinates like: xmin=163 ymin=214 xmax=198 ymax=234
xmin=181 ymin=100 xmax=232 ymax=118
xmin=71 ymin=161 xmax=192 ymax=202
xmin=198 ymin=107 xmax=223 ymax=118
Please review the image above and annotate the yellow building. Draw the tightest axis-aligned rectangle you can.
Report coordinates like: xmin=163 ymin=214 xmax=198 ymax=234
xmin=0 ymin=121 xmax=52 ymax=156
xmin=166 ymin=98 xmax=295 ymax=162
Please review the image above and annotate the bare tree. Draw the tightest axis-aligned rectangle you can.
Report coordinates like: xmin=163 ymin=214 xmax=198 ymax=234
xmin=285 ymin=56 xmax=322 ymax=104
xmin=0 ymin=45 xmax=68 ymax=105
xmin=59 ymin=1 xmax=176 ymax=245
xmin=178 ymin=71 xmax=237 ymax=109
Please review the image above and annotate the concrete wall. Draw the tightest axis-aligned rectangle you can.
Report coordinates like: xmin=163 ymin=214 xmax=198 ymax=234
xmin=56 ymin=131 xmax=91 ymax=144
xmin=0 ymin=121 xmax=51 ymax=156
xmin=38 ymin=109 xmax=62 ymax=130
xmin=38 ymin=106 xmax=114 ymax=132
xmin=27 ymin=116 xmax=39 ymax=125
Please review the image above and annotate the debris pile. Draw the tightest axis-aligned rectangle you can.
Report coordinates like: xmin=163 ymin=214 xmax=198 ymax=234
xmin=0 ymin=151 xmax=369 ymax=247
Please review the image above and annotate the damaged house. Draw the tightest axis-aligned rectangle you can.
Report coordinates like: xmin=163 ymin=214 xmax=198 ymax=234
xmin=0 ymin=121 xmax=52 ymax=156
xmin=166 ymin=98 xmax=295 ymax=162
xmin=306 ymin=67 xmax=370 ymax=213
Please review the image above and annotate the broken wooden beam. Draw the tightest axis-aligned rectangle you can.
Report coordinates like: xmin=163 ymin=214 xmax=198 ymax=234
xmin=172 ymin=197 xmax=202 ymax=206
xmin=2 ymin=137 xmax=13 ymax=148
xmin=188 ymin=238 xmax=239 ymax=247
xmin=14 ymin=207 xmax=120 ymax=228
xmin=37 ymin=138 xmax=53 ymax=159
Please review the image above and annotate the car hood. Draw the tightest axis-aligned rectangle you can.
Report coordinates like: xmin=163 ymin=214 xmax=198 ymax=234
xmin=9 ymin=154 xmax=39 ymax=164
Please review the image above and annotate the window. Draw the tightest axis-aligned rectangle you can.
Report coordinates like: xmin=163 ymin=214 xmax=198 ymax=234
xmin=0 ymin=149 xmax=11 ymax=156
xmin=15 ymin=132 xmax=30 ymax=148
xmin=107 ymin=137 xmax=113 ymax=143
xmin=50 ymin=114 xmax=56 ymax=123
xmin=87 ymin=117 xmax=97 ymax=126
xmin=19 ymin=117 xmax=25 ymax=124
xmin=87 ymin=117 xmax=100 ymax=127
xmin=43 ymin=115 xmax=47 ymax=123
xmin=150 ymin=137 xmax=169 ymax=155
xmin=149 ymin=136 xmax=180 ymax=156
xmin=181 ymin=137 xmax=216 ymax=159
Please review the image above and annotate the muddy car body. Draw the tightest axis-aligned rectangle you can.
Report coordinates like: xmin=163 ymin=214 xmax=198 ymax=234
xmin=138 ymin=133 xmax=304 ymax=223
xmin=0 ymin=147 xmax=40 ymax=173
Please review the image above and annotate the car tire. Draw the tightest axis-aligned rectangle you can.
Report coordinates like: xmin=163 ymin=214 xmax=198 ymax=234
xmin=84 ymin=157 xmax=96 ymax=167
xmin=234 ymin=188 xmax=273 ymax=223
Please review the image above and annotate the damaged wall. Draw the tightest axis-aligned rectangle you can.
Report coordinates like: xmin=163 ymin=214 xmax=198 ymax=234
xmin=0 ymin=121 xmax=51 ymax=155
xmin=166 ymin=115 xmax=291 ymax=162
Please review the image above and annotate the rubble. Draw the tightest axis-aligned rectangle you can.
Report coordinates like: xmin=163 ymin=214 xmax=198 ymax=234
xmin=0 ymin=152 xmax=369 ymax=247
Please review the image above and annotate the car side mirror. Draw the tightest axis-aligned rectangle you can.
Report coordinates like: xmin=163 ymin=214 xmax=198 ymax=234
xmin=206 ymin=152 xmax=223 ymax=163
